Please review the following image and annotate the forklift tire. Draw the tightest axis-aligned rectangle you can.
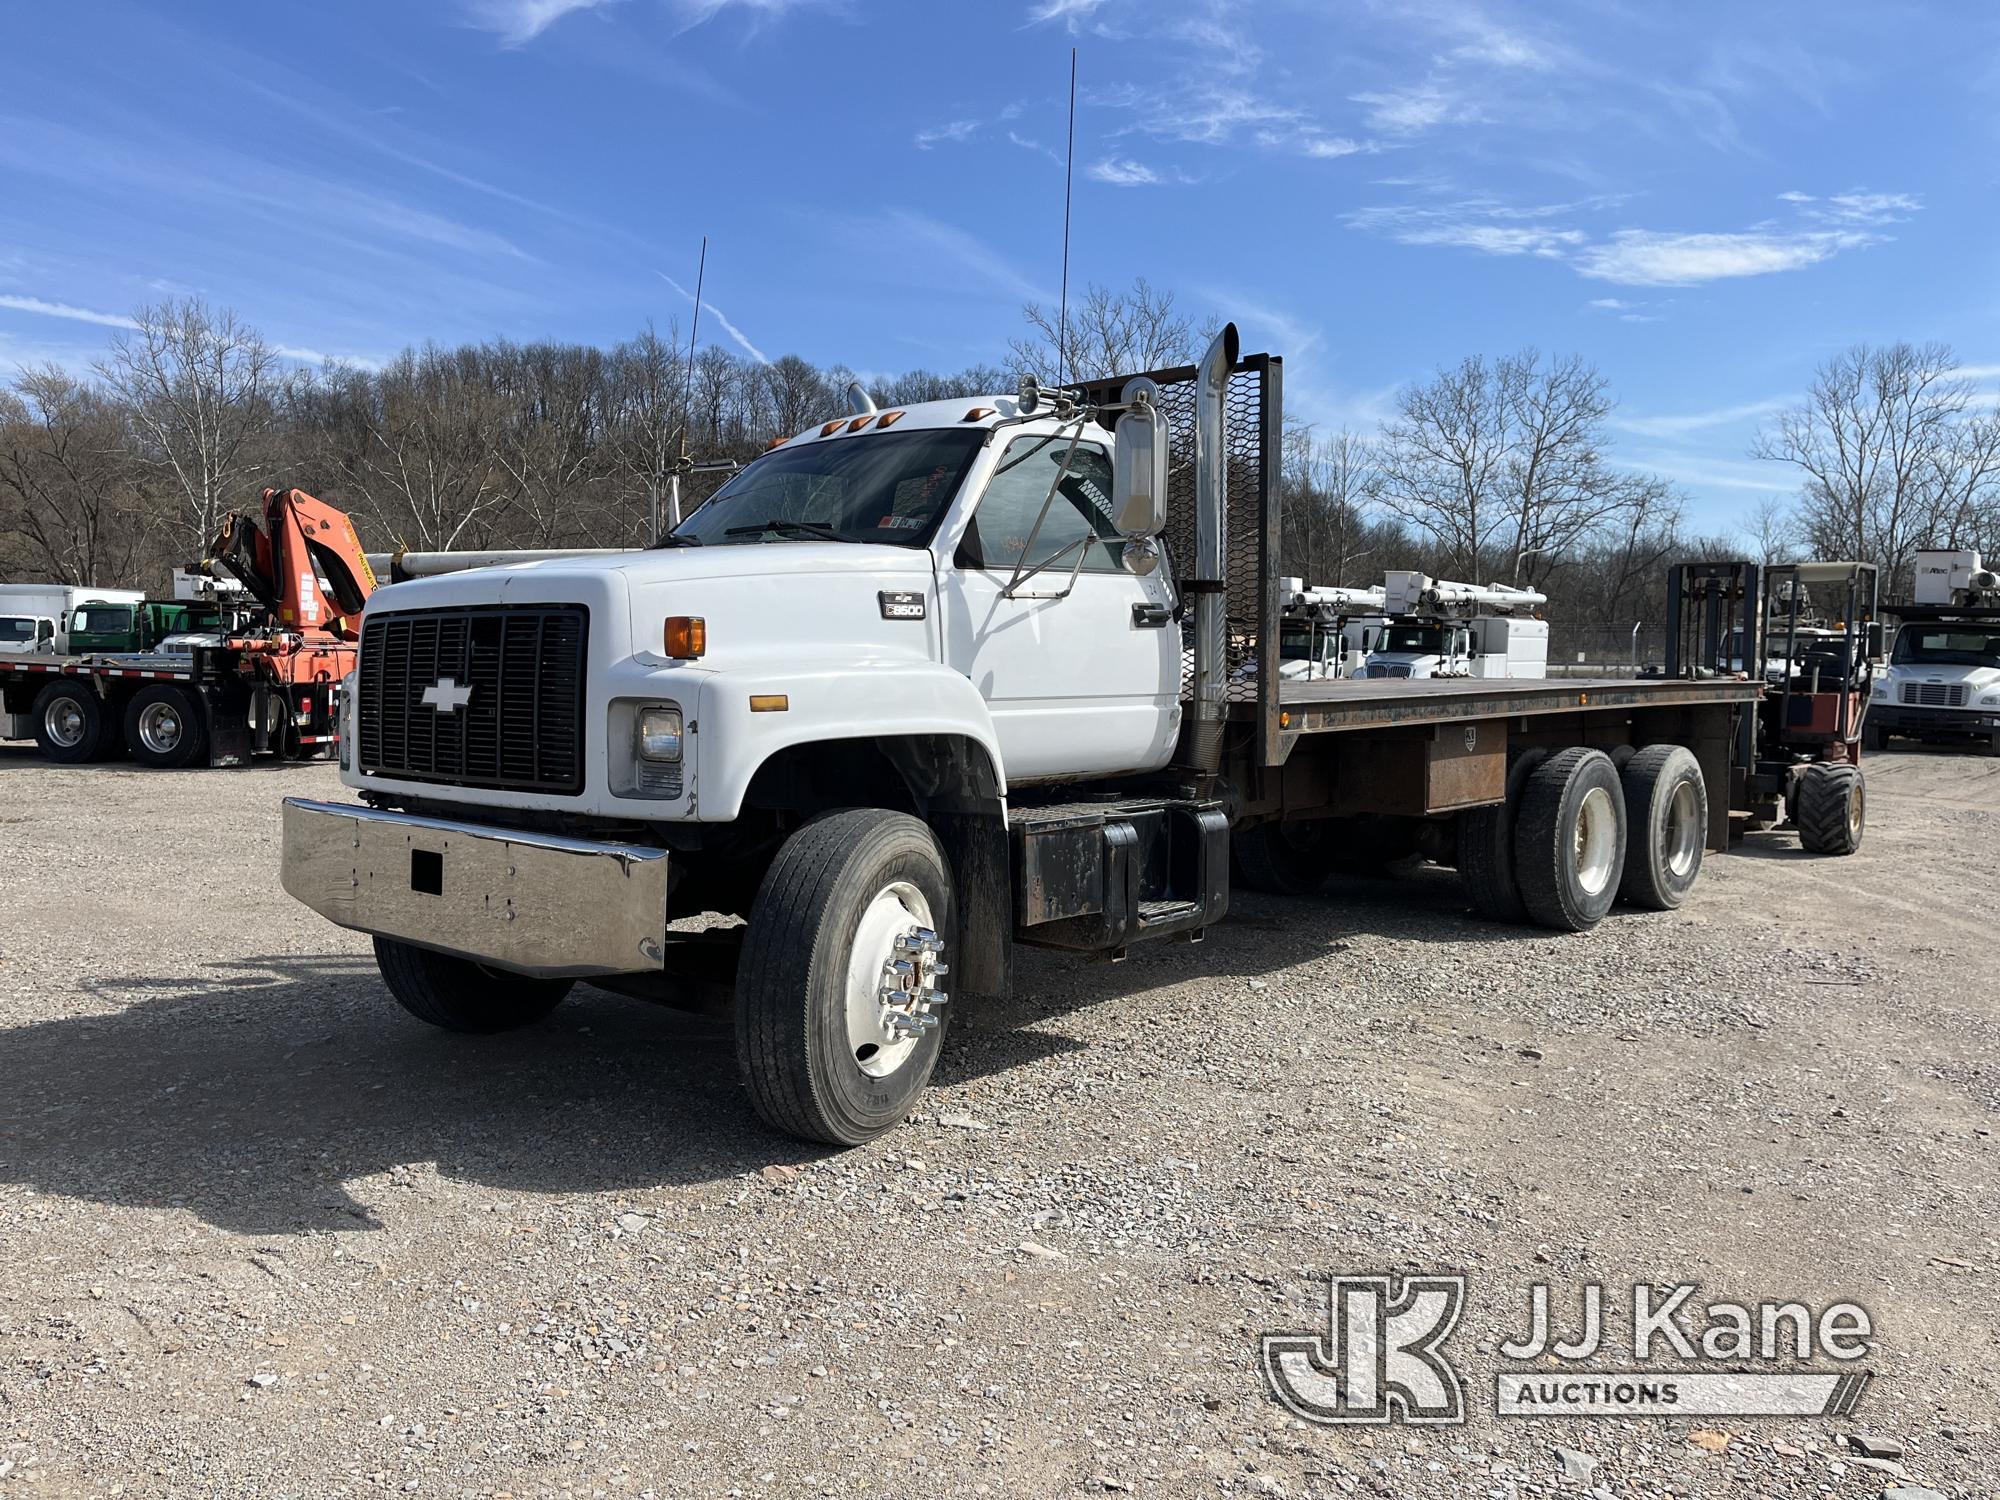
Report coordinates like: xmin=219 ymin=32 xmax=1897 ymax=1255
xmin=1459 ymin=748 xmax=1548 ymax=923
xmin=1232 ymin=820 xmax=1339 ymax=896
xmin=1513 ymin=747 xmax=1626 ymax=933
xmin=123 ymin=685 xmax=208 ymax=770
xmin=373 ymin=937 xmax=574 ymax=1033
xmin=736 ymin=809 xmax=954 ymax=1147
xmin=1618 ymin=745 xmax=1707 ymax=911
xmin=30 ymin=680 xmax=111 ymax=764
xmin=1796 ymin=762 xmax=1864 ymax=856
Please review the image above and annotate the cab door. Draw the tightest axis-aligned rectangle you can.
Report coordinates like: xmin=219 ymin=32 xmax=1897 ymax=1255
xmin=938 ymin=432 xmax=1180 ymax=782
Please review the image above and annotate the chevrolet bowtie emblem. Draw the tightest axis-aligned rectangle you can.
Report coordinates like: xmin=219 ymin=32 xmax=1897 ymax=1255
xmin=421 ymin=677 xmax=474 ymax=713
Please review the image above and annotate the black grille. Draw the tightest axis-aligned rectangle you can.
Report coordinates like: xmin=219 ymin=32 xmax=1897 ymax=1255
xmin=358 ymin=605 xmax=588 ymax=794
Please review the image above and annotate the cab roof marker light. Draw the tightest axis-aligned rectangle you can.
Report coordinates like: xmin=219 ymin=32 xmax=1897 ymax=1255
xmin=876 ymin=410 xmax=906 ymax=428
xmin=766 ymin=435 xmax=788 ymax=451
xmin=819 ymin=420 xmax=845 ymax=437
xmin=963 ymin=406 xmax=995 ymax=422
xmin=847 ymin=415 xmax=873 ymax=433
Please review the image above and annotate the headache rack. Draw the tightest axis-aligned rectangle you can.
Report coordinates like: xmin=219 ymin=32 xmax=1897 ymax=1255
xmin=1078 ymin=351 xmax=1284 ymax=767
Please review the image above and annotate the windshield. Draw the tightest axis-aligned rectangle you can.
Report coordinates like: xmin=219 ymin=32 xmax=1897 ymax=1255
xmin=0 ymin=617 xmax=38 ymax=643
xmin=1382 ymin=623 xmax=1443 ymax=653
xmin=670 ymin=428 xmax=986 ymax=548
xmin=1893 ymin=626 xmax=2000 ymax=670
xmin=1279 ymin=624 xmax=1319 ymax=660
xmin=70 ymin=604 xmax=132 ymax=633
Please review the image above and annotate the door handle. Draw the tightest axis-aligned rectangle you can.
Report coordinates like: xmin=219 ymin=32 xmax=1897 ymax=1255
xmin=1131 ymin=602 xmax=1173 ymax=628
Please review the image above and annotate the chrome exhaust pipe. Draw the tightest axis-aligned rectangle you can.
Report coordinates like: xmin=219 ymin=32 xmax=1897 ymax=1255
xmin=1190 ymin=322 xmax=1238 ymax=774
xmin=845 ymin=380 xmax=878 ymax=416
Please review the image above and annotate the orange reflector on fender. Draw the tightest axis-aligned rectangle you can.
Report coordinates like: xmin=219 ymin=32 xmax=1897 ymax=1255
xmin=749 ymin=694 xmax=789 ymax=713
xmin=664 ymin=616 xmax=706 ymax=659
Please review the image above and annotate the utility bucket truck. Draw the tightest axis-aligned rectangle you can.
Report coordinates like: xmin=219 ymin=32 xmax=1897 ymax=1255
xmin=1359 ymin=571 xmax=1550 ymax=680
xmin=1 ymin=488 xmax=373 ymax=767
xmin=283 ymin=327 xmax=1828 ymax=1147
xmin=1272 ymin=578 xmax=1387 ymax=681
xmin=1871 ymin=548 xmax=2000 ymax=753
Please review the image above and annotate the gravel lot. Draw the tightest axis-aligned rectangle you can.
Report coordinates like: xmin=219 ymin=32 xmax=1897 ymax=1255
xmin=0 ymin=745 xmax=1994 ymax=1499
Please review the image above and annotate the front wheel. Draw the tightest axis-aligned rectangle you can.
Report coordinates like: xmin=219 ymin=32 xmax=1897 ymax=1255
xmin=1796 ymin=762 xmax=1864 ymax=856
xmin=736 ymin=809 xmax=955 ymax=1146
xmin=373 ymin=937 xmax=574 ymax=1032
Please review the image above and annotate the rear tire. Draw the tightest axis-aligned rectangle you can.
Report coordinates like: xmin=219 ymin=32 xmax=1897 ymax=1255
xmin=30 ymin=680 xmax=110 ymax=764
xmin=1618 ymin=745 xmax=1707 ymax=910
xmin=374 ymin=936 xmax=573 ymax=1033
xmin=1862 ymin=719 xmax=1889 ymax=753
xmin=736 ymin=809 xmax=955 ymax=1146
xmin=1459 ymin=748 xmax=1548 ymax=923
xmin=1233 ymin=820 xmax=1338 ymax=896
xmin=1796 ymin=762 xmax=1864 ymax=855
xmin=1514 ymin=748 xmax=1626 ymax=932
xmin=124 ymin=684 xmax=208 ymax=769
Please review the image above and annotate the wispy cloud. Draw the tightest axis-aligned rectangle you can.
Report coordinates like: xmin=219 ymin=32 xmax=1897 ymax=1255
xmin=915 ymin=119 xmax=979 ymax=150
xmin=0 ymin=295 xmax=139 ymax=330
xmin=461 ymin=0 xmax=612 ymax=46
xmin=864 ymin=211 xmax=1052 ymax=305
xmin=1256 ymin=126 xmax=1370 ymax=160
xmin=1613 ymin=397 xmax=1793 ymax=437
xmin=1024 ymin=0 xmax=1111 ymax=33
xmin=1007 ymin=129 xmax=1062 ymax=164
xmin=1346 ymin=202 xmax=1584 ymax=258
xmin=1778 ymin=189 xmax=1921 ymax=226
xmin=1352 ymin=80 xmax=1483 ymax=135
xmin=1575 ymin=228 xmax=1872 ymax=286
xmin=1089 ymin=156 xmax=1162 ymax=187
xmin=657 ymin=273 xmax=770 ymax=364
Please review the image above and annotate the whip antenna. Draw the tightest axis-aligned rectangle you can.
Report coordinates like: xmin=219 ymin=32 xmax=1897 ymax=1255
xmin=1058 ymin=46 xmax=1076 ymax=389
xmin=679 ymin=234 xmax=708 ymax=465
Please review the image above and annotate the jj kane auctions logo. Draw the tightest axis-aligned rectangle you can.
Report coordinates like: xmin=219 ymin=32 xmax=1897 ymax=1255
xmin=1261 ymin=1274 xmax=1875 ymax=1425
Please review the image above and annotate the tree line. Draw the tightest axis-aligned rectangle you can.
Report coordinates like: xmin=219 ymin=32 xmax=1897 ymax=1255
xmin=6 ymin=286 xmax=1997 ymax=663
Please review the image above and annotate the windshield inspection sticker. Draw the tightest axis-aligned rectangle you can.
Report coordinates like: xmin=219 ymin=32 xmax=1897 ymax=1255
xmin=1260 ymin=1274 xmax=1875 ymax=1426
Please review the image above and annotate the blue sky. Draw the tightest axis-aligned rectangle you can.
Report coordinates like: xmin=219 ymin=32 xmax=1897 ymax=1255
xmin=1 ymin=0 xmax=1995 ymax=533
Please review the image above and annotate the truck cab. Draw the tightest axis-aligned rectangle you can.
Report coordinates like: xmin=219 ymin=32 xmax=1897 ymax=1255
xmin=0 ymin=615 xmax=56 ymax=655
xmin=1871 ymin=549 xmax=2000 ymax=751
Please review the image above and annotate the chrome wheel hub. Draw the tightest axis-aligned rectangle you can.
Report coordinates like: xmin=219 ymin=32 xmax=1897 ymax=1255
xmin=44 ymin=698 xmax=85 ymax=748
xmin=844 ymin=882 xmax=948 ymax=1079
xmin=137 ymin=701 xmax=183 ymax=754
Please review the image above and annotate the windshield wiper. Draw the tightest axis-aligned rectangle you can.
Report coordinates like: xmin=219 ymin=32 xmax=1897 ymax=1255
xmin=649 ymin=533 xmax=703 ymax=549
xmin=722 ymin=518 xmax=860 ymax=544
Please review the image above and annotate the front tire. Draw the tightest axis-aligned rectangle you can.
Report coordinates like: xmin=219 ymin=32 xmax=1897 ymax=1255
xmin=1514 ymin=748 xmax=1627 ymax=932
xmin=1619 ymin=745 xmax=1707 ymax=910
xmin=124 ymin=684 xmax=208 ymax=769
xmin=31 ymin=680 xmax=112 ymax=763
xmin=373 ymin=937 xmax=574 ymax=1032
xmin=1796 ymin=762 xmax=1864 ymax=856
xmin=736 ymin=809 xmax=955 ymax=1146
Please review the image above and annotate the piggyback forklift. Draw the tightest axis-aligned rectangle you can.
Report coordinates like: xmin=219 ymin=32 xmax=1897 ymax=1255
xmin=1665 ymin=559 xmax=1878 ymax=854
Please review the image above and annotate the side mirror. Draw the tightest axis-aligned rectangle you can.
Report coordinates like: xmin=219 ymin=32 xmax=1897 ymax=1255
xmin=1111 ymin=397 xmax=1168 ymax=539
xmin=1865 ymin=621 xmax=1884 ymax=658
xmin=37 ymin=619 xmax=53 ymax=642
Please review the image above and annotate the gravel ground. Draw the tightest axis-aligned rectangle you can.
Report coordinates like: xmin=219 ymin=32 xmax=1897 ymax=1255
xmin=0 ymin=744 xmax=1994 ymax=1499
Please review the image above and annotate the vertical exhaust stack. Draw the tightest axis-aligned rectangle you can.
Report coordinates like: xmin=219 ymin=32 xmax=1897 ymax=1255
xmin=1190 ymin=322 xmax=1239 ymax=774
xmin=845 ymin=381 xmax=878 ymax=416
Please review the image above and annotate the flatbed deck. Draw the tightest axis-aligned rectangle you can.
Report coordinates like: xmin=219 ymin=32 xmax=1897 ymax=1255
xmin=1268 ymin=674 xmax=1763 ymax=736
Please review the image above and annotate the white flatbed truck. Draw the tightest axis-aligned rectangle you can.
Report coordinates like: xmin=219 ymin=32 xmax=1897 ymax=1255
xmin=281 ymin=328 xmax=1790 ymax=1145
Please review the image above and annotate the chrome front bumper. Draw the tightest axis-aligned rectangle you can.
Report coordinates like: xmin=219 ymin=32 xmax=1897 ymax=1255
xmin=280 ymin=798 xmax=669 ymax=978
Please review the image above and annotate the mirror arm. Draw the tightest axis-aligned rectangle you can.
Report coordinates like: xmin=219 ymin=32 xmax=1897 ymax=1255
xmin=1000 ymin=418 xmax=1089 ymax=600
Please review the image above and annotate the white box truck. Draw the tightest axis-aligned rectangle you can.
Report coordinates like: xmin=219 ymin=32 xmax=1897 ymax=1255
xmin=0 ymin=584 xmax=146 ymax=657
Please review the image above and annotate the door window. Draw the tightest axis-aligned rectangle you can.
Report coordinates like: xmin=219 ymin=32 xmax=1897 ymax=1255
xmin=960 ymin=435 xmax=1123 ymax=574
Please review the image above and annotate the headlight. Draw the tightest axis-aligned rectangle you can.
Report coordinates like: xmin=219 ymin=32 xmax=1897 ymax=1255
xmin=1982 ymin=692 xmax=2000 ymax=706
xmin=637 ymin=706 xmax=683 ymax=762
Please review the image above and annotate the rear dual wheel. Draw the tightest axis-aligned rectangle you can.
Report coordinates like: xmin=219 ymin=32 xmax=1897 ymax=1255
xmin=1514 ymin=748 xmax=1627 ymax=933
xmin=31 ymin=681 xmax=115 ymax=763
xmin=124 ymin=685 xmax=208 ymax=770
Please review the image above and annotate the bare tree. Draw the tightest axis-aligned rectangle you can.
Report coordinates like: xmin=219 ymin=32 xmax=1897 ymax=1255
xmin=605 ymin=321 xmax=689 ymax=543
xmin=1280 ymin=426 xmax=1386 ymax=582
xmin=94 ymin=298 xmax=277 ymax=553
xmin=491 ymin=340 xmax=609 ymax=547
xmin=344 ymin=346 xmax=518 ymax=551
xmin=1753 ymin=341 xmax=2000 ymax=593
xmin=1011 ymin=277 xmax=1201 ymax=384
xmin=0 ymin=367 xmax=152 ymax=584
xmin=1375 ymin=350 xmax=1672 ymax=586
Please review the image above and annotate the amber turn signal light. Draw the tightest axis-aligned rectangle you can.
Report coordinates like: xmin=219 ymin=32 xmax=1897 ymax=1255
xmin=664 ymin=616 xmax=706 ymax=659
